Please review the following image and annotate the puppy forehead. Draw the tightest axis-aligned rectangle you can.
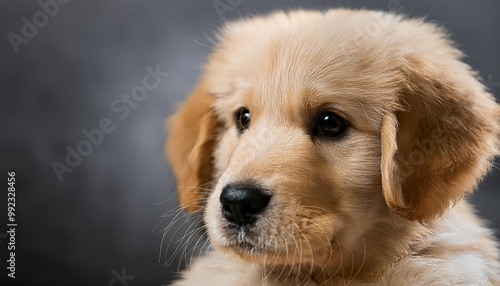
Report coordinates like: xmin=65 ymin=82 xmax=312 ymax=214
xmin=207 ymin=10 xmax=404 ymax=131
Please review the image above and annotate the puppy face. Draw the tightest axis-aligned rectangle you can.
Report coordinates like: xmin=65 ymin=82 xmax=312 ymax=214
xmin=208 ymin=78 xmax=383 ymax=265
xmin=167 ymin=9 xmax=499 ymax=276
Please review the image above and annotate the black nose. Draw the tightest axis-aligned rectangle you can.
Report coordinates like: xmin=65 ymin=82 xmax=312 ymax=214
xmin=219 ymin=184 xmax=272 ymax=226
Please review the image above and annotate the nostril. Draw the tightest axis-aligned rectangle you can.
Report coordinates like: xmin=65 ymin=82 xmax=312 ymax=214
xmin=222 ymin=202 xmax=231 ymax=213
xmin=219 ymin=184 xmax=272 ymax=226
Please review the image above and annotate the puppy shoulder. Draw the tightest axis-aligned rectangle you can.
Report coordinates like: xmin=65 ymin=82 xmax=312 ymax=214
xmin=170 ymin=251 xmax=269 ymax=286
xmin=377 ymin=201 xmax=500 ymax=285
xmin=172 ymin=251 xmax=319 ymax=286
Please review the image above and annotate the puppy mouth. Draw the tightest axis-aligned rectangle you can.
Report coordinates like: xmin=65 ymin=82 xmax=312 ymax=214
xmin=218 ymin=222 xmax=333 ymax=266
xmin=216 ymin=220 xmax=287 ymax=260
xmin=222 ymin=223 xmax=262 ymax=250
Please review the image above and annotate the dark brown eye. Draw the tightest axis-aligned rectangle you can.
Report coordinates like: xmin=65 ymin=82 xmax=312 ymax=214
xmin=236 ymin=108 xmax=251 ymax=133
xmin=315 ymin=111 xmax=348 ymax=138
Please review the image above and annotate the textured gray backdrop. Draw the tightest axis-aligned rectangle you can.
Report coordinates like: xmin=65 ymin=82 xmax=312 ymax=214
xmin=1 ymin=0 xmax=499 ymax=285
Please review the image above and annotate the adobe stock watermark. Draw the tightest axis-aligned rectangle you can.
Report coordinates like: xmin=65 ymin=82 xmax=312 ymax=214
xmin=7 ymin=0 xmax=72 ymax=54
xmin=191 ymin=0 xmax=243 ymax=50
xmin=213 ymin=0 xmax=243 ymax=22
xmin=51 ymin=64 xmax=169 ymax=183
xmin=108 ymin=267 xmax=135 ymax=286
xmin=398 ymin=110 xmax=464 ymax=181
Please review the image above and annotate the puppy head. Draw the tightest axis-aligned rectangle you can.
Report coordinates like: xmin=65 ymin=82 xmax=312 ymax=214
xmin=167 ymin=9 xmax=499 ymax=274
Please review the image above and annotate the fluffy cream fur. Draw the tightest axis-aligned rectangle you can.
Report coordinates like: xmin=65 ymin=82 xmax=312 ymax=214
xmin=167 ymin=9 xmax=500 ymax=285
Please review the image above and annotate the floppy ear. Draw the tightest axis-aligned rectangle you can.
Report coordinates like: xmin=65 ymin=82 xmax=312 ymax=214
xmin=166 ymin=84 xmax=218 ymax=212
xmin=381 ymin=56 xmax=500 ymax=223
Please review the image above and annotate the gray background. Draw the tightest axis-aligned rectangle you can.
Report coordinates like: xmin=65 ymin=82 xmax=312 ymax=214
xmin=0 ymin=0 xmax=499 ymax=285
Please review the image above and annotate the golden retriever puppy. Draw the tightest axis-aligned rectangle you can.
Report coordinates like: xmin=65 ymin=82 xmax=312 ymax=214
xmin=166 ymin=9 xmax=500 ymax=285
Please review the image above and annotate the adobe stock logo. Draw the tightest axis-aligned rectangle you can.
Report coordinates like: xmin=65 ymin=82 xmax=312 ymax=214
xmin=7 ymin=0 xmax=71 ymax=54
xmin=213 ymin=0 xmax=243 ymax=21
xmin=108 ymin=267 xmax=135 ymax=286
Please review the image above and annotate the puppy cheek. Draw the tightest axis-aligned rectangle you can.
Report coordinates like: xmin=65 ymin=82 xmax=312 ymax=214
xmin=204 ymin=182 xmax=225 ymax=246
xmin=213 ymin=131 xmax=237 ymax=177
